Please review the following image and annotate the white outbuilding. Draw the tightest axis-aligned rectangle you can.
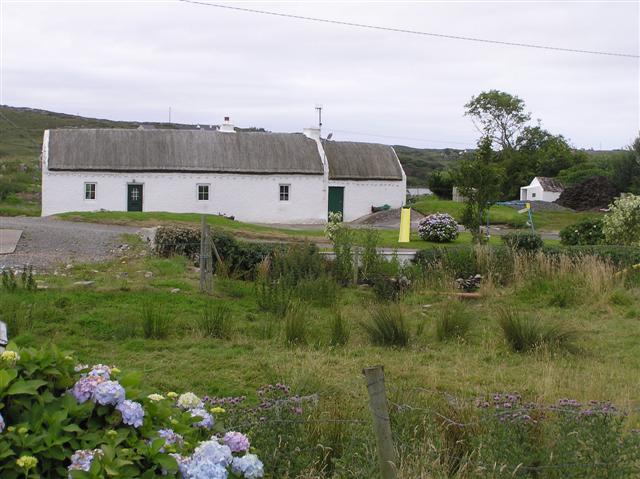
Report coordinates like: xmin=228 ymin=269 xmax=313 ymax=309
xmin=41 ymin=121 xmax=406 ymax=224
xmin=519 ymin=176 xmax=564 ymax=202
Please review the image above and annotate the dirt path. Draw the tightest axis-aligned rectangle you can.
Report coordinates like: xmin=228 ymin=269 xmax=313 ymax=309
xmin=0 ymin=216 xmax=142 ymax=269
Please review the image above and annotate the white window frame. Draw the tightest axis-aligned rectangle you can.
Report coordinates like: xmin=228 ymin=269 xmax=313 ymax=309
xmin=279 ymin=184 xmax=290 ymax=202
xmin=84 ymin=182 xmax=96 ymax=200
xmin=197 ymin=183 xmax=210 ymax=201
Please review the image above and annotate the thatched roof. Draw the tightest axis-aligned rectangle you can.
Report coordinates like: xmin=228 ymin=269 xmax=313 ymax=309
xmin=536 ymin=177 xmax=564 ymax=192
xmin=47 ymin=129 xmax=324 ymax=175
xmin=322 ymin=140 xmax=403 ymax=181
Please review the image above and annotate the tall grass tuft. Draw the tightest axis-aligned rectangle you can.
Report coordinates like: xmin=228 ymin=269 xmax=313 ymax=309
xmin=498 ymin=308 xmax=579 ymax=353
xmin=284 ymin=302 xmax=308 ymax=346
xmin=329 ymin=310 xmax=350 ymax=346
xmin=294 ymin=275 xmax=339 ymax=308
xmin=198 ymin=302 xmax=232 ymax=339
xmin=362 ymin=304 xmax=410 ymax=347
xmin=435 ymin=301 xmax=472 ymax=341
xmin=141 ymin=303 xmax=171 ymax=339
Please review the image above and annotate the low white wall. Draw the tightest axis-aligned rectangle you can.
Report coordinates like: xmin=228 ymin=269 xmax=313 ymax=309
xmin=41 ymin=170 xmax=327 ymax=224
xmin=328 ymin=179 xmax=406 ymax=222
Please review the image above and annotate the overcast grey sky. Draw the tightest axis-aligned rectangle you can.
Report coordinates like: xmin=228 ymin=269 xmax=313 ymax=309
xmin=1 ymin=0 xmax=638 ymax=149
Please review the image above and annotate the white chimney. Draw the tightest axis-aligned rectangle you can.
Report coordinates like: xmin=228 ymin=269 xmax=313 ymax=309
xmin=219 ymin=116 xmax=235 ymax=133
xmin=303 ymin=127 xmax=320 ymax=140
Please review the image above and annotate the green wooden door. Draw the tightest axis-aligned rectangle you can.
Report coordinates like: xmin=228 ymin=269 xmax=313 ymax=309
xmin=328 ymin=186 xmax=344 ymax=219
xmin=127 ymin=184 xmax=143 ymax=212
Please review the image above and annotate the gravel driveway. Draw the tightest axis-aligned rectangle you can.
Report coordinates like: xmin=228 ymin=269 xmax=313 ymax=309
xmin=0 ymin=216 xmax=142 ymax=269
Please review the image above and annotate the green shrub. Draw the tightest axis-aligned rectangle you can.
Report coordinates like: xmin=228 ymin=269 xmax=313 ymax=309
xmin=602 ymin=194 xmax=640 ymax=246
xmin=1 ymin=269 xmax=18 ymax=292
xmin=498 ymin=309 xmax=579 ymax=353
xmin=154 ymin=226 xmax=280 ymax=278
xmin=435 ymin=301 xmax=472 ymax=341
xmin=284 ymin=302 xmax=308 ymax=346
xmin=501 ymin=232 xmax=544 ymax=252
xmin=542 ymin=245 xmax=640 ymax=267
xmin=198 ymin=302 xmax=232 ymax=339
xmin=560 ymin=218 xmax=604 ymax=245
xmin=270 ymin=242 xmax=324 ymax=284
xmin=329 ymin=310 xmax=350 ymax=346
xmin=141 ymin=303 xmax=171 ymax=339
xmin=256 ymin=277 xmax=292 ymax=317
xmin=362 ymin=304 xmax=410 ymax=347
xmin=331 ymin=226 xmax=355 ymax=286
xmin=359 ymin=228 xmax=383 ymax=282
xmin=0 ymin=344 xmax=264 ymax=478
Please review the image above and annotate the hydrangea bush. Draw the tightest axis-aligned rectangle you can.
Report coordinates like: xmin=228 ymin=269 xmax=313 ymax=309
xmin=0 ymin=345 xmax=263 ymax=478
xmin=417 ymin=213 xmax=459 ymax=243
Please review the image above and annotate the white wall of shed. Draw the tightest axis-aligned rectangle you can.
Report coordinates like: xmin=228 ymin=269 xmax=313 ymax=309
xmin=41 ymin=170 xmax=327 ymax=223
xmin=328 ymin=179 xmax=406 ymax=222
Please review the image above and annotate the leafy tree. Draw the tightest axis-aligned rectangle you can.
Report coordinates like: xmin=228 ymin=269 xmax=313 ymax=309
xmin=464 ymin=90 xmax=531 ymax=150
xmin=426 ymin=170 xmax=454 ymax=199
xmin=452 ymin=137 xmax=504 ymax=243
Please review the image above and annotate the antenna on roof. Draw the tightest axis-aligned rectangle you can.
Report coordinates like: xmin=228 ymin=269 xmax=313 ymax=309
xmin=315 ymin=104 xmax=322 ymax=131
xmin=327 ymin=133 xmax=333 ymax=140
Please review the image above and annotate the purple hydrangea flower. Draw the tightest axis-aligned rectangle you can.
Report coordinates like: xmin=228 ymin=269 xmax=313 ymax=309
xmin=68 ymin=449 xmax=102 ymax=477
xmin=231 ymin=453 xmax=264 ymax=479
xmin=92 ymin=380 xmax=125 ymax=406
xmin=223 ymin=431 xmax=250 ymax=453
xmin=71 ymin=375 xmax=106 ymax=404
xmin=0 ymin=413 xmax=5 ymax=433
xmin=116 ymin=400 xmax=144 ymax=428
xmin=169 ymin=453 xmax=191 ymax=477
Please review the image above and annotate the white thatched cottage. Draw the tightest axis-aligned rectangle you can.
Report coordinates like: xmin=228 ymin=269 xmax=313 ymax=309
xmin=519 ymin=177 xmax=564 ymax=202
xmin=41 ymin=122 xmax=406 ymax=223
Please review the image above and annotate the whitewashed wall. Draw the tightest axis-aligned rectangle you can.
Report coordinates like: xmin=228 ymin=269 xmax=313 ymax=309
xmin=328 ymin=179 xmax=406 ymax=222
xmin=42 ymin=169 xmax=327 ymax=223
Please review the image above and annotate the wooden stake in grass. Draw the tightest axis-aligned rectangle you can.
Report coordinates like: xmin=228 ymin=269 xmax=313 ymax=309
xmin=200 ymin=215 xmax=213 ymax=294
xmin=363 ymin=365 xmax=396 ymax=479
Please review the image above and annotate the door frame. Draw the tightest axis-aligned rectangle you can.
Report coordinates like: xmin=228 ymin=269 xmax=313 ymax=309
xmin=127 ymin=183 xmax=144 ymax=212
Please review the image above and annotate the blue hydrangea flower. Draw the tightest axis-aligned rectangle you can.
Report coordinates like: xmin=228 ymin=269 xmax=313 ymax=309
xmin=183 ymin=461 xmax=228 ymax=479
xmin=190 ymin=407 xmax=214 ymax=429
xmin=0 ymin=413 xmax=5 ymax=433
xmin=191 ymin=440 xmax=232 ymax=467
xmin=68 ymin=449 xmax=102 ymax=478
xmin=92 ymin=380 xmax=125 ymax=406
xmin=71 ymin=375 xmax=106 ymax=404
xmin=223 ymin=431 xmax=250 ymax=453
xmin=231 ymin=454 xmax=264 ymax=479
xmin=116 ymin=400 xmax=144 ymax=428
xmin=169 ymin=453 xmax=190 ymax=477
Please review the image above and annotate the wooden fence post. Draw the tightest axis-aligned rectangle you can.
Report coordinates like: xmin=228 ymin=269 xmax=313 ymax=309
xmin=363 ymin=365 xmax=397 ymax=479
xmin=199 ymin=216 xmax=213 ymax=294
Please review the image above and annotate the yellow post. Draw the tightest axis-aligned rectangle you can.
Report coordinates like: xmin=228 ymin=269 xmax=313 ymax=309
xmin=398 ymin=207 xmax=410 ymax=243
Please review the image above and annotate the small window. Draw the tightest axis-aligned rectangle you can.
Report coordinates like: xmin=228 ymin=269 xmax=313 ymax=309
xmin=198 ymin=184 xmax=210 ymax=201
xmin=531 ymin=192 xmax=536 ymax=198
xmin=85 ymin=182 xmax=96 ymax=200
xmin=279 ymin=184 xmax=290 ymax=201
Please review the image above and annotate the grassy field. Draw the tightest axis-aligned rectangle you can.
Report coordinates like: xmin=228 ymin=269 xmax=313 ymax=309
xmin=412 ymin=195 xmax=601 ymax=231
xmin=2 ymin=236 xmax=639 ymax=476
